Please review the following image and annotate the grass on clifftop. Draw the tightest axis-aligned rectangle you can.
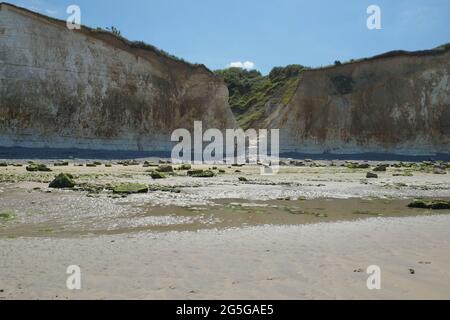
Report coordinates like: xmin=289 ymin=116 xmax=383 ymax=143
xmin=214 ymin=65 xmax=305 ymax=129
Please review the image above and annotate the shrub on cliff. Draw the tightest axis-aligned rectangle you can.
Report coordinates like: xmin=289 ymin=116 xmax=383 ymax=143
xmin=214 ymin=65 xmax=306 ymax=129
xmin=268 ymin=64 xmax=305 ymax=82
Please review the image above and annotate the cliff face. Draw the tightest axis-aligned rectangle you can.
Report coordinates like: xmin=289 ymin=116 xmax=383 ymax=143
xmin=225 ymin=47 xmax=450 ymax=156
xmin=0 ymin=3 xmax=235 ymax=151
xmin=277 ymin=48 xmax=450 ymax=155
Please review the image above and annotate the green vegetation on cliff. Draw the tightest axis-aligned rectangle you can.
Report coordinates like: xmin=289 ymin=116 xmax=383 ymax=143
xmin=214 ymin=65 xmax=306 ymax=129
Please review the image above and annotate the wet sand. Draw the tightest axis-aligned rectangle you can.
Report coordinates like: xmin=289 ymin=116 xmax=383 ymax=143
xmin=1 ymin=215 xmax=450 ymax=299
xmin=0 ymin=160 xmax=449 ymax=299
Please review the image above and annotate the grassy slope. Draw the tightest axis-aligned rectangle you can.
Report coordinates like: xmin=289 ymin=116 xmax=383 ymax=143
xmin=214 ymin=65 xmax=306 ymax=129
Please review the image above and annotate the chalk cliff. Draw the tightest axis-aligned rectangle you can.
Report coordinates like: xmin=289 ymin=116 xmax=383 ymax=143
xmin=0 ymin=3 xmax=235 ymax=151
xmin=279 ymin=47 xmax=450 ymax=155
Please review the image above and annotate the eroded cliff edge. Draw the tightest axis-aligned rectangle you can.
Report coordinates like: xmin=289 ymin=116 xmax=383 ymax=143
xmin=0 ymin=3 xmax=235 ymax=151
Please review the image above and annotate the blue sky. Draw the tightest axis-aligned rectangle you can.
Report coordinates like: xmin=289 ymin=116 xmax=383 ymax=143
xmin=8 ymin=0 xmax=450 ymax=74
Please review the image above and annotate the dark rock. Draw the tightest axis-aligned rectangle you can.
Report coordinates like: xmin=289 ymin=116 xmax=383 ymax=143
xmin=373 ymin=165 xmax=387 ymax=172
xmin=366 ymin=172 xmax=378 ymax=179
xmin=408 ymin=199 xmax=450 ymax=210
xmin=26 ymin=164 xmax=52 ymax=172
xmin=49 ymin=173 xmax=75 ymax=189
xmin=150 ymin=172 xmax=166 ymax=179
xmin=179 ymin=164 xmax=192 ymax=170
xmin=188 ymin=170 xmax=215 ymax=178
xmin=113 ymin=183 xmax=148 ymax=194
xmin=156 ymin=165 xmax=174 ymax=173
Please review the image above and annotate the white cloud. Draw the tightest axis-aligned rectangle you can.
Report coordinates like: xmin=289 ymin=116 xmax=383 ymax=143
xmin=228 ymin=61 xmax=255 ymax=70
xmin=45 ymin=9 xmax=58 ymax=15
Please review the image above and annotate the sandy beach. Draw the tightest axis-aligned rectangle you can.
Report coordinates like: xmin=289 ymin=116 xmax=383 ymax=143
xmin=1 ymin=160 xmax=449 ymax=299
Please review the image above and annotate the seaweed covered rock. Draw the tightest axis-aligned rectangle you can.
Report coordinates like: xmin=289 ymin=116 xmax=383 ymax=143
xmin=113 ymin=183 xmax=149 ymax=194
xmin=366 ymin=172 xmax=378 ymax=179
xmin=156 ymin=165 xmax=174 ymax=173
xmin=373 ymin=165 xmax=388 ymax=172
xmin=346 ymin=162 xmax=370 ymax=169
xmin=49 ymin=173 xmax=75 ymax=189
xmin=0 ymin=211 xmax=16 ymax=222
xmin=150 ymin=172 xmax=166 ymax=179
xmin=26 ymin=163 xmax=52 ymax=172
xmin=179 ymin=164 xmax=192 ymax=170
xmin=187 ymin=169 xmax=204 ymax=176
xmin=188 ymin=170 xmax=215 ymax=178
xmin=54 ymin=161 xmax=69 ymax=167
xmin=408 ymin=200 xmax=450 ymax=210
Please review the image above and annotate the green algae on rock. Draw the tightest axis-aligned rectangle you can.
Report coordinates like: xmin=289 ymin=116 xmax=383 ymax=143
xmin=26 ymin=164 xmax=52 ymax=172
xmin=408 ymin=200 xmax=450 ymax=210
xmin=113 ymin=183 xmax=149 ymax=194
xmin=0 ymin=211 xmax=16 ymax=222
xmin=366 ymin=172 xmax=378 ymax=179
xmin=150 ymin=172 xmax=167 ymax=179
xmin=187 ymin=169 xmax=215 ymax=178
xmin=54 ymin=161 xmax=69 ymax=167
xmin=156 ymin=165 xmax=174 ymax=173
xmin=179 ymin=164 xmax=192 ymax=170
xmin=49 ymin=173 xmax=76 ymax=189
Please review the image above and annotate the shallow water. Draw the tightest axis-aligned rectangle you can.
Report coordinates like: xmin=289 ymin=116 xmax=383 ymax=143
xmin=1 ymin=161 xmax=449 ymax=237
xmin=1 ymin=185 xmax=449 ymax=237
